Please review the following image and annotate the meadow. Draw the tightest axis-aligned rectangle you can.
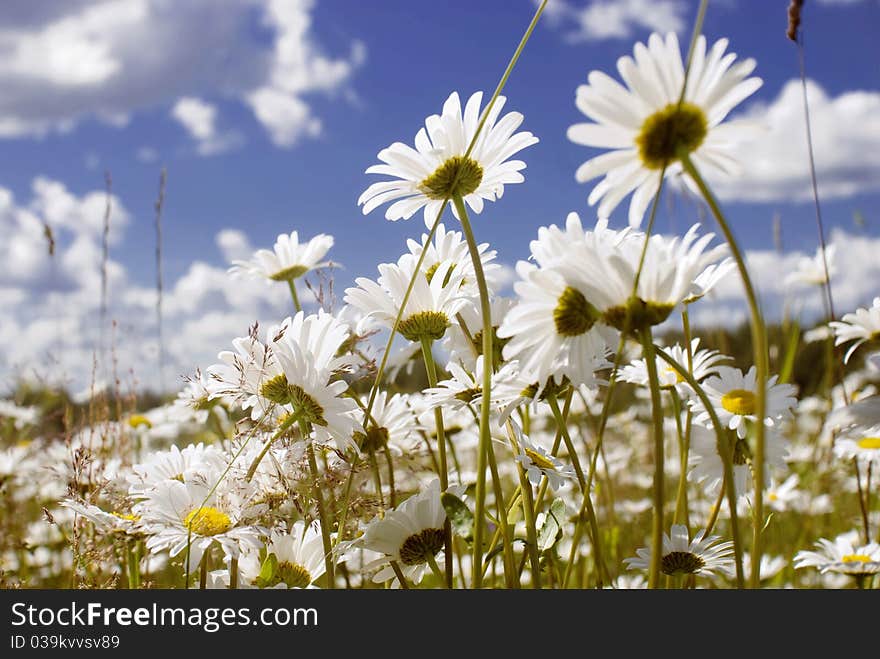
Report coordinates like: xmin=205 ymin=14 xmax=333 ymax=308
xmin=1 ymin=0 xmax=878 ymax=590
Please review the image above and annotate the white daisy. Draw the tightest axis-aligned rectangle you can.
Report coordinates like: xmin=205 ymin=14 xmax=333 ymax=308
xmin=794 ymin=533 xmax=880 ymax=577
xmin=404 ymin=222 xmax=503 ymax=298
xmin=619 ymin=338 xmax=729 ymax=395
xmin=692 ymin=366 xmax=798 ymax=440
xmin=512 ymin=424 xmax=576 ymax=492
xmin=355 ymin=391 xmax=423 ymax=454
xmin=567 ymin=32 xmax=762 ymax=227
xmin=829 ymin=297 xmax=880 ymax=363
xmin=498 ymin=260 xmax=611 ymax=388
xmin=444 ymin=297 xmax=515 ymax=372
xmin=61 ymin=499 xmax=142 ymax=535
xmin=358 ymin=91 xmax=538 ymax=228
xmin=344 ymin=257 xmax=469 ymax=344
xmin=139 ymin=478 xmax=264 ymax=573
xmin=127 ymin=443 xmax=228 ymax=499
xmin=833 ymin=424 xmax=880 ymax=469
xmin=688 ymin=422 xmax=789 ymax=497
xmin=273 ymin=339 xmax=360 ymax=454
xmin=239 ymin=521 xmax=328 ymax=589
xmin=229 ymin=230 xmax=334 ymax=282
xmin=784 ymin=244 xmax=837 ymax=288
xmin=358 ymin=478 xmax=447 ymax=585
xmin=624 ymin=524 xmax=735 ymax=578
xmin=557 ymin=222 xmax=729 ymax=331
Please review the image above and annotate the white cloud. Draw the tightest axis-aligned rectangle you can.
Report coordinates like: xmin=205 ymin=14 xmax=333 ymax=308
xmin=711 ymin=80 xmax=880 ymax=203
xmin=0 ymin=0 xmax=364 ymax=149
xmin=2 ymin=177 xmax=319 ymax=393
xmin=135 ymin=146 xmax=159 ymax=163
xmin=171 ymin=97 xmax=216 ymax=142
xmin=171 ymin=96 xmax=242 ymax=156
xmin=216 ymin=229 xmax=253 ymax=263
xmin=687 ymin=228 xmax=880 ymax=330
xmin=540 ymin=0 xmax=686 ymax=41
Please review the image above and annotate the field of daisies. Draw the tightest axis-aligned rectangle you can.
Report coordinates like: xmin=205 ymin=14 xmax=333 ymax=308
xmin=2 ymin=2 xmax=879 ymax=590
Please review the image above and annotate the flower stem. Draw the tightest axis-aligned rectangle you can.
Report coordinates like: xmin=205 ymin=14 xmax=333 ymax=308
xmin=639 ymin=326 xmax=666 ymax=588
xmin=304 ymin=433 xmax=335 ymax=589
xmin=655 ymin=346 xmax=745 ymax=588
xmin=506 ymin=421 xmax=543 ymax=588
xmin=287 ymin=279 xmax=301 ymax=313
xmin=452 ymin=194 xmax=497 ymax=590
xmin=245 ymin=411 xmax=301 ymax=481
xmin=546 ymin=394 xmax=607 ymax=586
xmin=199 ymin=551 xmax=209 ymax=590
xmin=679 ymin=152 xmax=767 ymax=589
xmin=419 ymin=337 xmax=453 ymax=588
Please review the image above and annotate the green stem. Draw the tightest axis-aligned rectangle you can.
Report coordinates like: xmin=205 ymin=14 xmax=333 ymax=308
xmin=229 ymin=557 xmax=238 ymax=590
xmin=245 ymin=411 xmax=301 ymax=481
xmin=419 ymin=338 xmax=453 ymax=588
xmin=679 ymin=153 xmax=767 ymax=589
xmin=671 ymin=389 xmax=690 ymax=527
xmin=639 ymin=326 xmax=666 ymax=589
xmin=547 ymin=394 xmax=607 ymax=586
xmin=199 ymin=551 xmax=209 ymax=590
xmin=305 ymin=436 xmax=335 ymax=589
xmin=655 ymin=346 xmax=745 ymax=588
xmin=287 ymin=279 xmax=301 ymax=313
xmin=453 ymin=194 xmax=497 ymax=590
xmin=506 ymin=422 xmax=543 ymax=588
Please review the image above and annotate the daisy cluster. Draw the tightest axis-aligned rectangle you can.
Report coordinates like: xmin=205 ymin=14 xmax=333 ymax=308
xmin=2 ymin=26 xmax=880 ymax=590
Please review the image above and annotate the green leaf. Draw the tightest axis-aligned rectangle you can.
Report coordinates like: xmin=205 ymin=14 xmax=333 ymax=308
xmin=537 ymin=498 xmax=566 ymax=553
xmin=256 ymin=552 xmax=278 ymax=588
xmin=441 ymin=492 xmax=475 ymax=546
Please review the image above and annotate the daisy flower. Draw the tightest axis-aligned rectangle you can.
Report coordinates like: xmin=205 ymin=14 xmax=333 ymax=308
xmin=498 ymin=260 xmax=611 ymax=388
xmin=558 ymin=222 xmax=729 ymax=331
xmin=619 ymin=338 xmax=728 ymax=395
xmin=61 ymin=499 xmax=142 ymax=536
xmin=273 ymin=339 xmax=360 ymax=454
xmin=229 ymin=230 xmax=334 ymax=283
xmin=833 ymin=424 xmax=880 ymax=469
xmin=688 ymin=422 xmax=789 ymax=497
xmin=239 ymin=521 xmax=328 ymax=589
xmin=794 ymin=533 xmax=880 ymax=578
xmin=404 ymin=223 xmax=503 ymax=298
xmin=784 ymin=244 xmax=836 ymax=288
xmin=344 ymin=257 xmax=468 ymax=343
xmin=354 ymin=391 xmax=422 ymax=454
xmin=444 ymin=297 xmax=515 ymax=371
xmin=624 ymin=524 xmax=734 ymax=578
xmin=358 ymin=479 xmax=447 ymax=586
xmin=829 ymin=297 xmax=880 ymax=363
xmin=127 ymin=443 xmax=228 ymax=499
xmin=512 ymin=424 xmax=576 ymax=492
xmin=692 ymin=366 xmax=797 ymax=439
xmin=358 ymin=91 xmax=538 ymax=228
xmin=567 ymin=32 xmax=762 ymax=227
xmin=140 ymin=478 xmax=264 ymax=573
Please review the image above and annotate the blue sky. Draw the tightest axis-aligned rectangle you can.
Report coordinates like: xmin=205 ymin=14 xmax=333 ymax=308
xmin=2 ymin=0 xmax=880 ymax=392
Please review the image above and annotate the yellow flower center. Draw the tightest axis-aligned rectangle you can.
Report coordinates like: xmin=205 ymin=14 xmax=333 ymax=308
xmin=398 ymin=310 xmax=450 ymax=342
xmin=842 ymin=554 xmax=872 ymax=564
xmin=399 ymin=528 xmax=446 ymax=566
xmin=524 ymin=447 xmax=557 ymax=472
xmin=636 ymin=101 xmax=708 ymax=170
xmin=272 ymin=561 xmax=312 ymax=589
xmin=721 ymin=389 xmax=756 ymax=416
xmin=664 ymin=367 xmax=686 ymax=384
xmin=661 ymin=550 xmax=705 ymax=576
xmin=112 ymin=512 xmax=140 ymax=522
xmin=128 ymin=414 xmax=152 ymax=429
xmin=857 ymin=437 xmax=880 ymax=450
xmin=553 ymin=286 xmax=601 ymax=337
xmin=184 ymin=506 xmax=232 ymax=537
xmin=270 ymin=264 xmax=309 ymax=282
xmin=419 ymin=155 xmax=484 ymax=200
xmin=260 ymin=373 xmax=292 ymax=405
